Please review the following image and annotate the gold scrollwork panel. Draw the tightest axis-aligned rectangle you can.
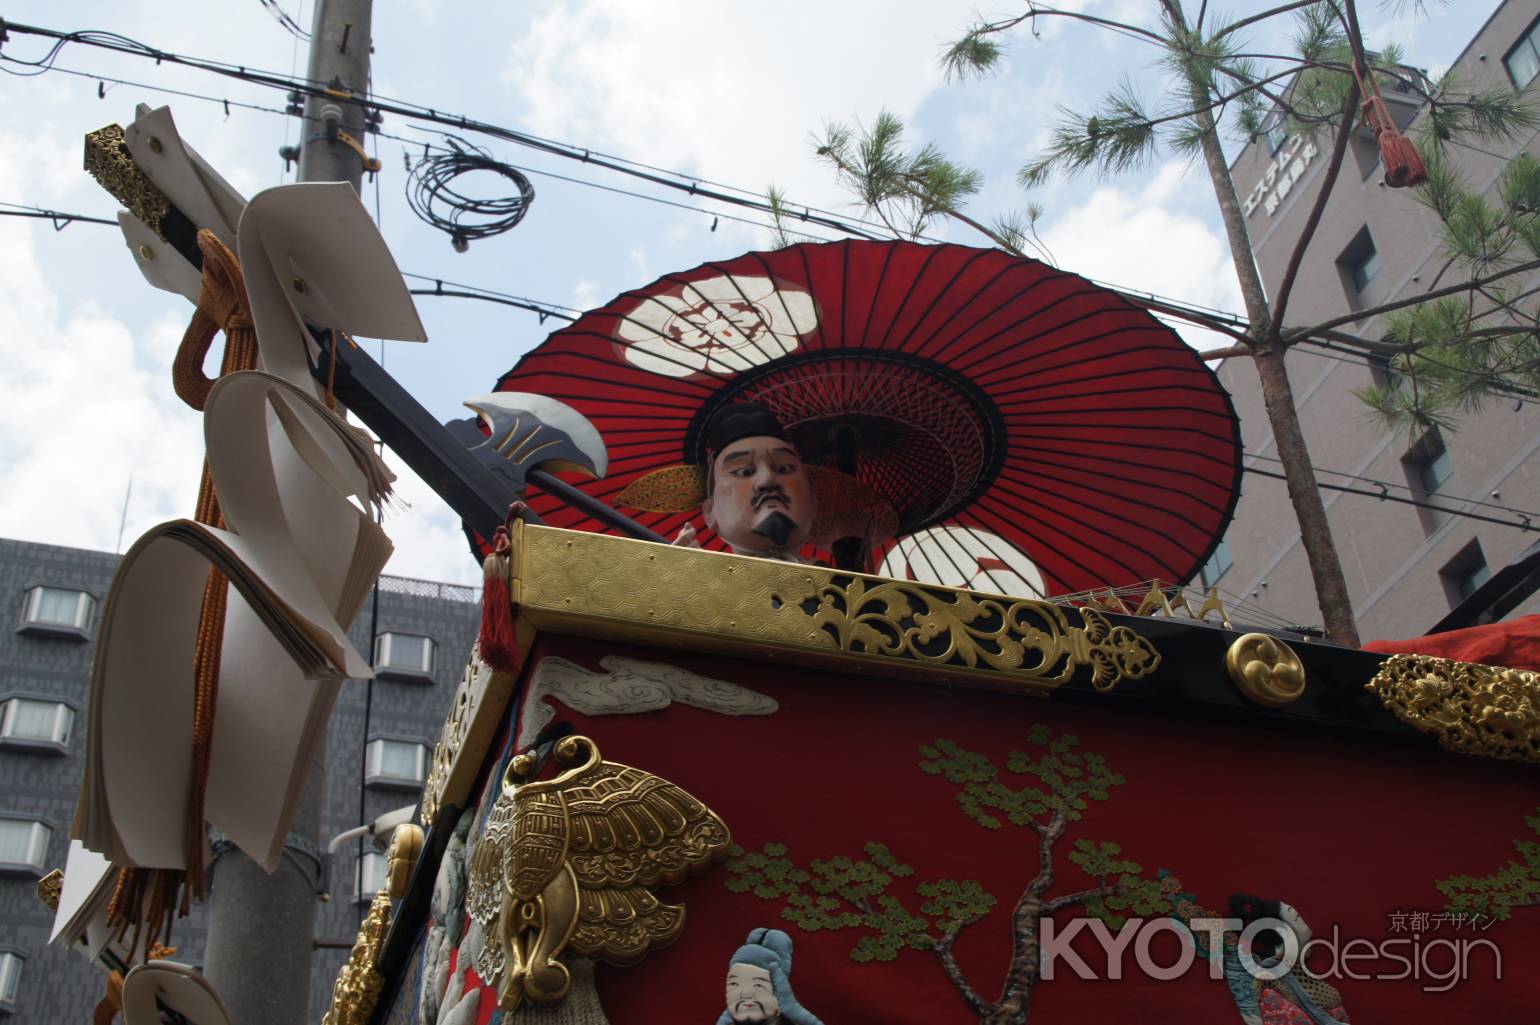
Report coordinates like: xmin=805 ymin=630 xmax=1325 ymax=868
xmin=512 ymin=524 xmax=1159 ymax=694
xmin=1366 ymin=653 xmax=1540 ymax=763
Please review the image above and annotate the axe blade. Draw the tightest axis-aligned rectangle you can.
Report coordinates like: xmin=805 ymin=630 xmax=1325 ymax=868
xmin=457 ymin=392 xmax=609 ymax=487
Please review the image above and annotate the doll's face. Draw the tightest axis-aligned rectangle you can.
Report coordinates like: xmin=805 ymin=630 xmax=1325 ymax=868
xmin=725 ymin=963 xmax=779 ymax=1023
xmin=702 ymin=436 xmax=813 ymax=555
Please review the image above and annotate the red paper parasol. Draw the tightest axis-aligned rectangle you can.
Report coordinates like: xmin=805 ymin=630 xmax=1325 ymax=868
xmin=495 ymin=240 xmax=1241 ymax=596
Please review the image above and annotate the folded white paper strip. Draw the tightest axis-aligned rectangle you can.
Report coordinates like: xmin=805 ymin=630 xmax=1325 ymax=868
xmin=238 ymin=182 xmax=426 ymax=400
xmin=76 ymin=160 xmax=428 ymax=901
xmin=73 ymin=372 xmax=394 ymax=872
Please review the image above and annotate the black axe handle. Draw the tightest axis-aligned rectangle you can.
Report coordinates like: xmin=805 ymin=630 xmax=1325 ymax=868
xmin=314 ymin=333 xmax=668 ymax=546
xmin=315 ymin=332 xmax=527 ymax=542
xmin=527 ymin=468 xmax=667 ymax=543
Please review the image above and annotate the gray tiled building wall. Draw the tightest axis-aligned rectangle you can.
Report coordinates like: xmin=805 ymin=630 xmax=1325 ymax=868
xmin=0 ymin=536 xmax=479 ymax=1023
xmin=1211 ymin=0 xmax=1540 ymax=639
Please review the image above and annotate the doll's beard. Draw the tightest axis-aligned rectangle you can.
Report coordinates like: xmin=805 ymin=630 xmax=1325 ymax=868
xmin=752 ymin=511 xmax=798 ymax=548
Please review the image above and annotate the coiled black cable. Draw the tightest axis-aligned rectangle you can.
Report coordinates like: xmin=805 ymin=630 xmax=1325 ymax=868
xmin=404 ymin=138 xmax=534 ymax=251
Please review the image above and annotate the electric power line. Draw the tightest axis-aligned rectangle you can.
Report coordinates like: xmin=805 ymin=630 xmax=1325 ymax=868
xmin=0 ymin=202 xmax=116 ymax=228
xmin=255 ymin=0 xmax=309 ymax=41
xmin=25 ymin=62 xmax=841 ymax=245
xmin=0 ymin=21 xmax=893 ymax=241
xmin=1243 ymin=466 xmax=1536 ymax=531
xmin=12 ymin=26 xmax=1530 ymax=380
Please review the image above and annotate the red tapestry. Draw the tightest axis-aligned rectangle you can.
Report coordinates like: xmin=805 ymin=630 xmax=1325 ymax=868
xmin=426 ymin=634 xmax=1538 ymax=1025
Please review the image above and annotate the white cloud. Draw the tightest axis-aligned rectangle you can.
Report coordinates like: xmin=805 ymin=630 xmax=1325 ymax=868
xmin=0 ymin=105 xmax=478 ymax=586
xmin=571 ymin=278 xmax=600 ymax=309
xmin=1038 ymin=160 xmax=1244 ymax=351
xmin=0 ymin=220 xmax=204 ymax=552
xmin=378 ymin=463 xmax=483 ymax=585
xmin=502 ymin=0 xmax=965 ymax=204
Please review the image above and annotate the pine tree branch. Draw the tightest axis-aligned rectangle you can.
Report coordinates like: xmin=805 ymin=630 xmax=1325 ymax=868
xmin=1270 ymin=75 xmax=1362 ymax=338
xmin=1285 ymin=259 xmax=1540 ymax=341
xmin=1214 ymin=0 xmax=1329 ymax=40
xmin=1044 ymin=884 xmax=1112 ymax=915
xmin=931 ymin=928 xmax=986 ymax=1014
xmin=1013 ymin=4 xmax=1168 ymax=46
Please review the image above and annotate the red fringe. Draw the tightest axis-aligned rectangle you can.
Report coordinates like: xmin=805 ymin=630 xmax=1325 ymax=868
xmin=478 ymin=553 xmax=520 ymax=672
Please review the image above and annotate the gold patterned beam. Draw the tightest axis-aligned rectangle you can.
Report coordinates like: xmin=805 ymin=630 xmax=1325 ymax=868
xmin=507 ymin=523 xmax=1159 ymax=695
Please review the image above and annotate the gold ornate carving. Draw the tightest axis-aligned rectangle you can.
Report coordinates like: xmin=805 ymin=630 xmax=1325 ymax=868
xmin=83 ymin=124 xmax=171 ymax=237
xmin=321 ymin=824 xmax=423 ymax=1025
xmin=422 ymin=643 xmax=524 ymax=828
xmin=37 ymin=869 xmax=63 ymax=912
xmin=467 ymin=735 xmax=730 ymax=1010
xmin=512 ymin=523 xmax=1160 ymax=694
xmin=785 ymin=577 xmax=1159 ymax=693
xmin=1225 ymin=633 xmax=1307 ymax=708
xmin=321 ymin=892 xmax=389 ymax=1025
xmin=1366 ymin=653 xmax=1540 ymax=763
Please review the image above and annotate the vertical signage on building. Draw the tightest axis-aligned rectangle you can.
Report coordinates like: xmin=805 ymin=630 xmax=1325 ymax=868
xmin=1242 ymin=133 xmax=1320 ymax=219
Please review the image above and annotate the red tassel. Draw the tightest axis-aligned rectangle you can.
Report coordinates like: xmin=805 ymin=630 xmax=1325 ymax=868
xmin=1378 ymin=129 xmax=1428 ymax=188
xmin=478 ymin=549 xmax=520 ymax=673
xmin=1355 ymin=64 xmax=1428 ymax=190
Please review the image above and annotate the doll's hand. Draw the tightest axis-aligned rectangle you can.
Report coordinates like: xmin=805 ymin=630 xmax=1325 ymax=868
xmin=673 ymin=523 xmax=702 ymax=548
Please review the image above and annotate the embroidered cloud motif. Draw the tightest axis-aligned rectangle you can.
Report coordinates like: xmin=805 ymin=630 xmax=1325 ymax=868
xmin=616 ymin=274 xmax=817 ymax=377
xmin=519 ymin=655 xmax=779 ymax=749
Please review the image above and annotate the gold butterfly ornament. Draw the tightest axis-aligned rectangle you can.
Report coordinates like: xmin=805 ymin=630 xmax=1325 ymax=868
xmin=466 ymin=735 xmax=732 ymax=1009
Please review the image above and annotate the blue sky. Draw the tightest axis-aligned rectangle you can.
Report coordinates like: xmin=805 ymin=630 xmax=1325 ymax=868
xmin=0 ymin=0 xmax=1499 ymax=584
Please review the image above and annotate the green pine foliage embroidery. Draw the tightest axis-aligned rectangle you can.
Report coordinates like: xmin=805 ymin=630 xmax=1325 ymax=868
xmin=1436 ymin=807 xmax=1540 ymax=922
xmin=723 ymin=729 xmax=1170 ymax=963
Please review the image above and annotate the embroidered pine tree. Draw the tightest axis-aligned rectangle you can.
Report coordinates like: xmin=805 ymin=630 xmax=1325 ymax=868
xmin=724 ymin=727 xmax=1171 ymax=1025
xmin=1436 ymin=806 xmax=1540 ymax=923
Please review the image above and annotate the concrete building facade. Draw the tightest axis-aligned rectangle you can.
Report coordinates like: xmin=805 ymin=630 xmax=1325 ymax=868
xmin=1211 ymin=0 xmax=1540 ymax=640
xmin=0 ymin=536 xmax=479 ymax=1022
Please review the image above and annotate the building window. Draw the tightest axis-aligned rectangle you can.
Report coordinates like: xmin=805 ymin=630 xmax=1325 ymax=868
xmin=357 ymin=850 xmax=388 ymax=899
xmin=0 ymin=819 xmax=51 ymax=873
xmin=0 ymin=699 xmax=74 ymax=747
xmin=1440 ymin=540 xmax=1492 ymax=608
xmin=1504 ymin=17 xmax=1540 ymax=89
xmin=1264 ymin=110 xmax=1288 ymax=154
xmin=365 ymin=739 xmax=427 ymax=786
xmin=1337 ymin=227 xmax=1380 ymax=298
xmin=374 ymin=632 xmax=434 ymax=676
xmin=1408 ymin=430 xmax=1454 ymax=495
xmin=0 ymin=952 xmax=21 ymax=1008
xmin=1404 ymin=429 xmax=1454 ymax=534
xmin=1368 ymin=353 xmax=1403 ymax=391
xmin=18 ymin=586 xmax=94 ymax=638
xmin=1198 ymin=539 xmax=1233 ymax=589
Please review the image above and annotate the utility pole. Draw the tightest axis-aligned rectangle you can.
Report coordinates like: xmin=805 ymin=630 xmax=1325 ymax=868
xmin=200 ymin=3 xmax=374 ymax=1022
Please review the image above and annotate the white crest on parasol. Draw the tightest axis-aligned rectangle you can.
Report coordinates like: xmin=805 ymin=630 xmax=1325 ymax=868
xmin=880 ymin=525 xmax=1046 ymax=599
xmin=616 ymin=274 xmax=817 ymax=377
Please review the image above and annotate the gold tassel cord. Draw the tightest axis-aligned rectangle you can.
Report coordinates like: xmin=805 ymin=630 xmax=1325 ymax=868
xmin=108 ymin=229 xmax=260 ymax=941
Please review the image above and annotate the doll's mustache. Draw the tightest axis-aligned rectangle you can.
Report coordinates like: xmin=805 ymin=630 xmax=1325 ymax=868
xmin=752 ymin=487 xmax=789 ymax=509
